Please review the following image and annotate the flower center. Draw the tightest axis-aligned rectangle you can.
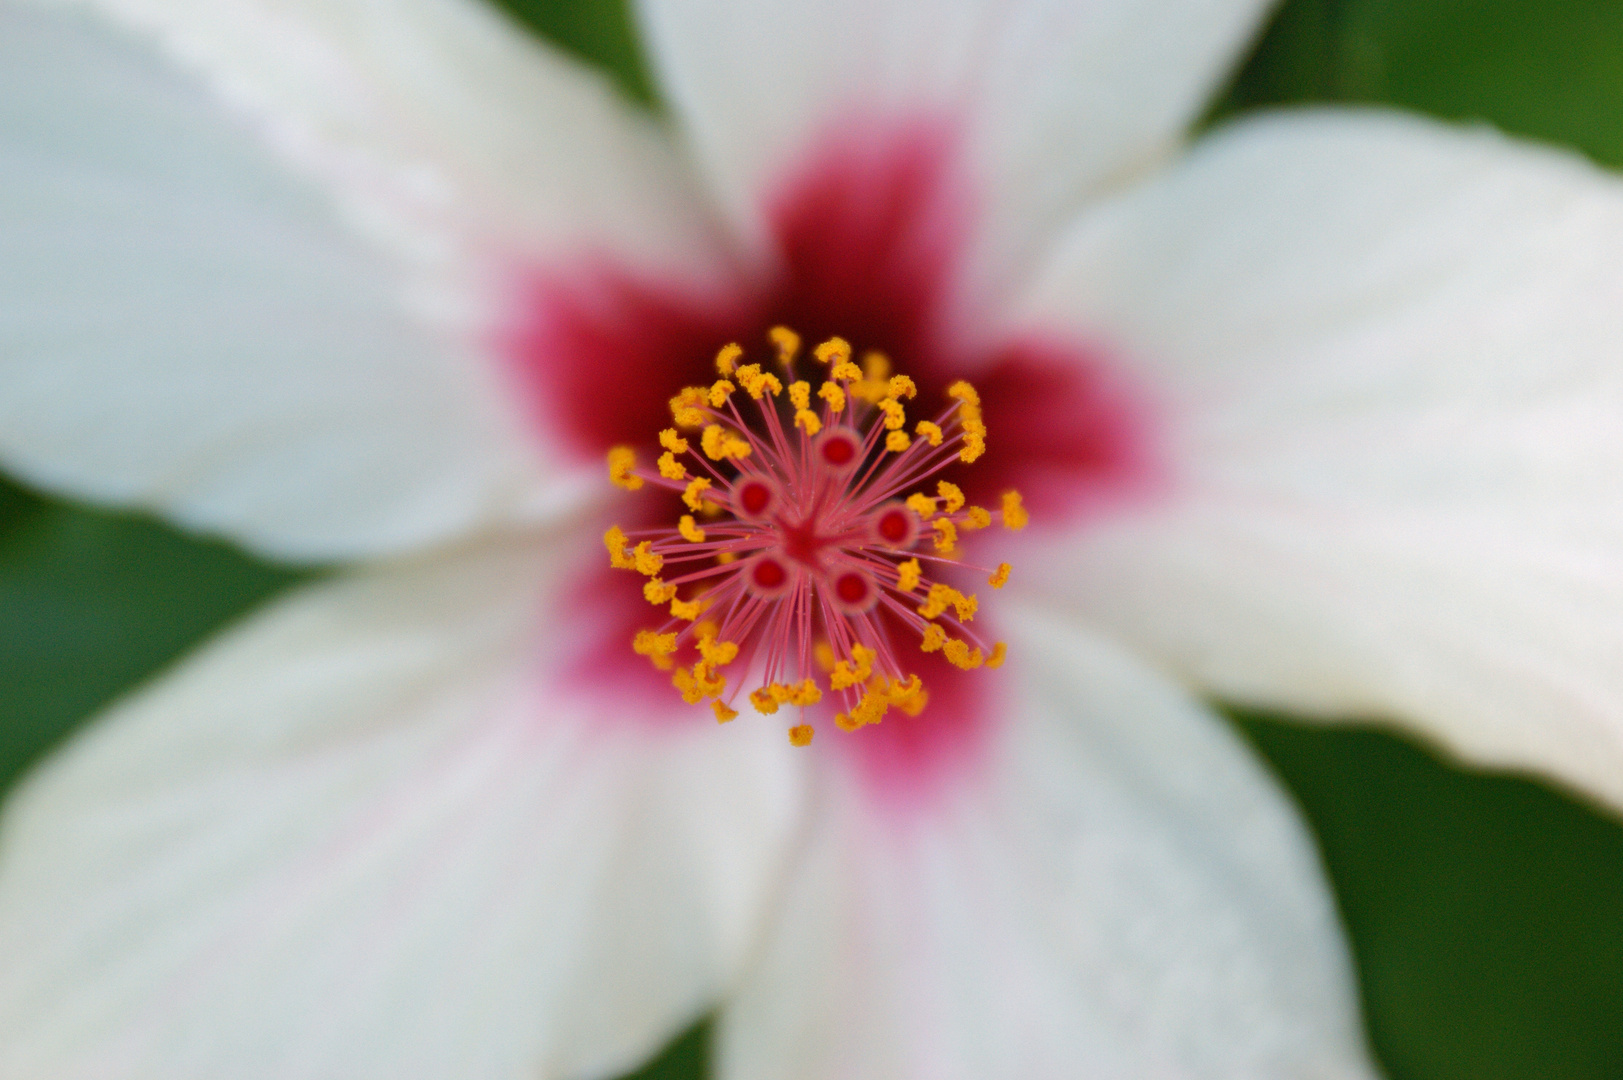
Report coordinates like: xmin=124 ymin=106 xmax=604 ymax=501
xmin=603 ymin=329 xmax=1025 ymax=746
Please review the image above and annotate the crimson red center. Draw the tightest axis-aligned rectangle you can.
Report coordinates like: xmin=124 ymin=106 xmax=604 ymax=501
xmin=510 ymin=113 xmax=1154 ymax=801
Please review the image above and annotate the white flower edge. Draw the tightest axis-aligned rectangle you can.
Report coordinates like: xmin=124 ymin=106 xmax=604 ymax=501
xmin=1020 ymin=108 xmax=1623 ymax=811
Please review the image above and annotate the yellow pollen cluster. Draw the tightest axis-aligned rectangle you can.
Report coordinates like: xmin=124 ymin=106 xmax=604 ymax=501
xmin=708 ymin=379 xmax=735 ymax=407
xmin=813 ymin=337 xmax=851 ymax=365
xmin=633 ymin=629 xmax=678 ymax=670
xmin=679 ymin=515 xmax=706 ymax=543
xmin=931 ymin=517 xmax=958 ymax=554
xmin=683 ymin=477 xmax=713 ymax=511
xmin=828 ymin=644 xmax=877 ymax=690
xmin=1002 ymin=490 xmax=1029 ymax=530
xmin=715 ymin=342 xmax=742 ymax=375
xmin=896 ymin=558 xmax=922 ymax=592
xmin=734 ymin=363 xmax=784 ymax=399
xmin=670 ymin=626 xmax=739 ymax=706
xmin=918 ymin=582 xmax=976 ymax=622
xmin=964 ymin=506 xmax=991 ymax=529
xmin=658 ymin=452 xmax=686 ymax=480
xmin=989 ymin=562 xmax=1011 ymax=588
xmin=947 ymin=381 xmax=987 ymax=463
xmin=608 ymin=446 xmax=642 ymax=490
xmin=769 ymin=326 xmax=801 ymax=366
xmin=749 ymin=679 xmax=823 ymax=714
xmin=604 ymin=525 xmax=634 ymax=569
xmin=670 ymin=386 xmax=707 ymax=428
xmin=818 ymin=381 xmax=847 ymax=412
xmin=834 ymin=673 xmax=927 ymax=731
xmin=915 ymin=420 xmax=943 ymax=446
xmin=701 ymin=424 xmax=752 ymax=461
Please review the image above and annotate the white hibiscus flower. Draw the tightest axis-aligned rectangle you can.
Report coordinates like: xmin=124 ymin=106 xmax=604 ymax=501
xmin=4 ymin=0 xmax=1623 ymax=1078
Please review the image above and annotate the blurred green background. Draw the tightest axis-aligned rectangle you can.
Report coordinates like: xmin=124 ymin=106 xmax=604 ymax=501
xmin=5 ymin=1 xmax=1623 ymax=1077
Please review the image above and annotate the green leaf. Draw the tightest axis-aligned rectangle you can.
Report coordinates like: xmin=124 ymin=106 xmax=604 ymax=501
xmin=0 ymin=475 xmax=307 ymax=793
xmin=496 ymin=0 xmax=658 ymax=106
xmin=1236 ymin=714 xmax=1623 ymax=1080
xmin=1213 ymin=0 xmax=1623 ymax=170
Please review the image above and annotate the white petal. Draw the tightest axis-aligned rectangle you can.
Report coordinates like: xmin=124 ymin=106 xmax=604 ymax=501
xmin=0 ymin=530 xmax=802 ymax=1080
xmin=1019 ymin=108 xmax=1623 ymax=810
xmin=718 ymin=605 xmax=1374 ymax=1080
xmin=638 ymin=0 xmax=1273 ymax=308
xmin=0 ymin=1 xmax=726 ymax=560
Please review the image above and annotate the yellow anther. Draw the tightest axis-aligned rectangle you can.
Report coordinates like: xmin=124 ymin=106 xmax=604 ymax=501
xmin=1002 ymin=490 xmax=1029 ymax=531
xmin=831 ymin=360 xmax=864 ymax=383
xmin=769 ymin=683 xmax=795 ymax=704
xmin=814 ymin=641 xmax=836 ymax=672
xmin=670 ymin=596 xmax=703 ymax=622
xmin=683 ymin=477 xmax=713 ymax=511
xmin=604 ymin=525 xmax=635 ymax=570
xmin=788 ymin=679 xmax=823 ymax=706
xmin=607 ymin=446 xmax=642 ymax=491
xmin=947 ymin=636 xmax=980 ymax=669
xmin=788 ymin=724 xmax=815 ymax=746
xmin=896 ymin=558 xmax=922 ymax=592
xmin=715 ymin=342 xmax=742 ymax=376
xmin=670 ymin=386 xmax=707 ymax=428
xmin=915 ymin=420 xmax=943 ymax=447
xmin=883 ymin=674 xmax=928 ymax=716
xmin=952 ymin=590 xmax=977 ymax=622
xmin=989 ymin=563 xmax=1011 ymax=588
xmin=834 ymin=711 xmax=862 ymax=732
xmin=947 ymin=382 xmax=988 ymax=463
xmin=750 ymin=686 xmax=780 ymax=715
xmin=658 ymin=451 xmax=687 ymax=481
xmin=918 ymin=583 xmax=955 ymax=620
xmin=905 ymin=492 xmax=937 ymax=516
xmin=943 ymin=639 xmax=984 ymax=670
xmin=789 ymin=381 xmax=812 ymax=410
xmin=632 ymin=629 xmax=678 ymax=670
xmin=796 ymin=409 xmax=823 ymax=436
xmin=850 ymin=689 xmax=889 ymax=728
xmin=960 ymin=430 xmax=986 ymax=463
xmin=735 ymin=364 xmax=783 ymax=399
xmin=987 ymin=642 xmax=1008 ymax=669
xmin=882 ymin=674 xmax=923 ymax=703
xmin=643 ymin=578 xmax=677 ymax=605
xmin=659 ymin=428 xmax=689 ymax=454
xmin=887 ymin=374 xmax=917 ymax=400
xmin=932 ymin=517 xmax=958 ymax=555
xmin=671 ymin=666 xmax=704 ymax=704
xmin=829 ymin=644 xmax=876 ymax=690
xmin=702 ymin=424 xmax=751 ymax=461
xmin=769 ymin=326 xmax=801 ymax=366
xmin=632 ymin=541 xmax=663 ymax=576
xmin=813 ymin=337 xmax=850 ymax=365
xmin=716 ymin=551 xmax=736 ymax=564
xmin=713 ymin=700 xmax=739 ymax=723
xmin=695 ymin=663 xmax=727 ymax=697
xmin=885 ymin=430 xmax=910 ymax=453
xmin=699 ymin=636 xmax=739 ymax=668
xmin=863 ymin=350 xmax=891 ymax=381
xmin=920 ymin=623 xmax=948 ymax=653
xmin=818 ymin=381 xmax=847 ymax=412
xmin=709 ymin=380 xmax=736 ymax=407
xmin=963 ymin=506 xmax=991 ymax=530
xmin=937 ymin=481 xmax=965 ymax=513
xmin=878 ymin=398 xmax=906 ymax=431
xmin=679 ymin=515 xmax=706 ymax=543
